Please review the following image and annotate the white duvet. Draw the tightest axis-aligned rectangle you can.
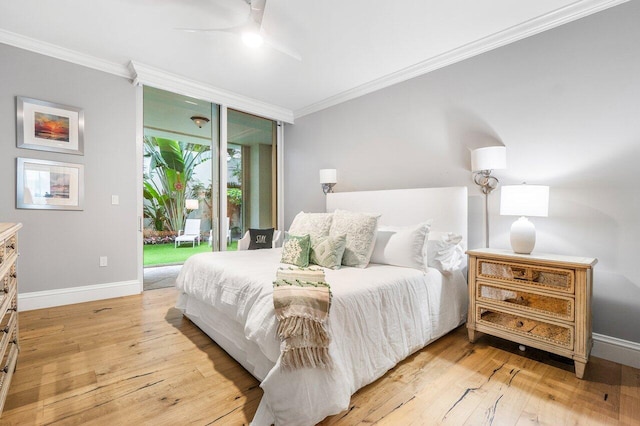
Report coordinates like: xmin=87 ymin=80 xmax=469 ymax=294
xmin=176 ymin=248 xmax=468 ymax=425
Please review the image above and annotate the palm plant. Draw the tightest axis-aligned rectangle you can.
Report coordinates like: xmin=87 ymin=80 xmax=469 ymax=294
xmin=144 ymin=136 xmax=211 ymax=233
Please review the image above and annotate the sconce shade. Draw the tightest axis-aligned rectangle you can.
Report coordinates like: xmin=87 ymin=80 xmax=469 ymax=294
xmin=185 ymin=199 xmax=199 ymax=210
xmin=319 ymin=169 xmax=337 ymax=184
xmin=191 ymin=115 xmax=210 ymax=128
xmin=471 ymin=146 xmax=507 ymax=172
xmin=500 ymin=185 xmax=549 ymax=217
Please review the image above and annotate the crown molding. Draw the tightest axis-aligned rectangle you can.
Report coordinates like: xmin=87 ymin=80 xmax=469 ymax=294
xmin=129 ymin=61 xmax=294 ymax=123
xmin=0 ymin=29 xmax=294 ymax=123
xmin=294 ymin=0 xmax=629 ymax=119
xmin=0 ymin=29 xmax=130 ymax=78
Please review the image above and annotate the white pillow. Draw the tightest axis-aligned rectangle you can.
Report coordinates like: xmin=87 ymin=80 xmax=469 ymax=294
xmin=289 ymin=211 xmax=333 ymax=244
xmin=370 ymin=222 xmax=432 ymax=272
xmin=427 ymin=232 xmax=465 ymax=273
xmin=329 ymin=209 xmax=380 ymax=268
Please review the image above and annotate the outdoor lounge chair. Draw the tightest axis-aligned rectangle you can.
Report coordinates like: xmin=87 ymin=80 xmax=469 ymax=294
xmin=175 ymin=219 xmax=201 ymax=248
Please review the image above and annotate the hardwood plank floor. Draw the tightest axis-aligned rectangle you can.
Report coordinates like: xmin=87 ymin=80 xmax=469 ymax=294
xmin=1 ymin=287 xmax=638 ymax=425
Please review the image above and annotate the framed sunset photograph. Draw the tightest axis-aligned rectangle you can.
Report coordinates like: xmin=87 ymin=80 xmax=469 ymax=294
xmin=16 ymin=158 xmax=84 ymax=210
xmin=16 ymin=96 xmax=84 ymax=155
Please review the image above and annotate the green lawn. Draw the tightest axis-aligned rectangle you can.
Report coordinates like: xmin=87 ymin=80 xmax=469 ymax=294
xmin=144 ymin=241 xmax=238 ymax=267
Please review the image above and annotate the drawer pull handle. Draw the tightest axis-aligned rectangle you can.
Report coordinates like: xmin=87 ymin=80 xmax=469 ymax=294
xmin=516 ymin=321 xmax=524 ymax=328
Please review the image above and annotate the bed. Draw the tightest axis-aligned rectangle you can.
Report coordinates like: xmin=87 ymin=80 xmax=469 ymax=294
xmin=176 ymin=186 xmax=469 ymax=425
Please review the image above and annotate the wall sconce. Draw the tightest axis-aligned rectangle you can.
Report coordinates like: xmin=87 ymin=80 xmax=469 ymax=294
xmin=471 ymin=146 xmax=506 ymax=247
xmin=319 ymin=169 xmax=337 ymax=194
xmin=190 ymin=115 xmax=210 ymax=128
xmin=500 ymin=184 xmax=549 ymax=254
xmin=185 ymin=199 xmax=199 ymax=210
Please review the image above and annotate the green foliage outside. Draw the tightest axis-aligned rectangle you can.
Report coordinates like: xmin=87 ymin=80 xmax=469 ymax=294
xmin=143 ymin=136 xmax=211 ymax=232
xmin=144 ymin=241 xmax=238 ymax=267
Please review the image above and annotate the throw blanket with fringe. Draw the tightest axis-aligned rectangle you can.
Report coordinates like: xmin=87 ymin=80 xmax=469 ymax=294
xmin=273 ymin=267 xmax=332 ymax=370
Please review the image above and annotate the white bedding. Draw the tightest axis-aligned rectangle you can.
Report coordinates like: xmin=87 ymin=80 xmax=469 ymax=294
xmin=176 ymin=248 xmax=468 ymax=425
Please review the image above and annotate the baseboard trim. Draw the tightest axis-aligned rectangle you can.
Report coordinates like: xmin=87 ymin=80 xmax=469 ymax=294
xmin=19 ymin=280 xmax=141 ymax=311
xmin=592 ymin=333 xmax=640 ymax=369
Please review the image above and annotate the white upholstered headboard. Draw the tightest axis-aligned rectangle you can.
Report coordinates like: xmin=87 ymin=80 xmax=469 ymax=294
xmin=326 ymin=186 xmax=468 ymax=245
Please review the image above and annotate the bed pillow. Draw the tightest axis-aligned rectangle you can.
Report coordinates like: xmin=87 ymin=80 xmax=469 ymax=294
xmin=330 ymin=209 xmax=380 ymax=268
xmin=310 ymin=234 xmax=347 ymax=270
xmin=248 ymin=228 xmax=274 ymax=250
xmin=280 ymin=233 xmax=311 ymax=267
xmin=369 ymin=221 xmax=431 ymax=272
xmin=289 ymin=211 xmax=333 ymax=243
xmin=427 ymin=232 xmax=465 ymax=273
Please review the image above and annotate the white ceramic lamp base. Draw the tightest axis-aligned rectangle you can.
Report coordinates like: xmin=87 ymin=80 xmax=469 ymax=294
xmin=510 ymin=216 xmax=536 ymax=254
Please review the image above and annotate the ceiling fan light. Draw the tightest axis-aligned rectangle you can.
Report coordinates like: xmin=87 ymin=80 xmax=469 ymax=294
xmin=242 ymin=31 xmax=264 ymax=48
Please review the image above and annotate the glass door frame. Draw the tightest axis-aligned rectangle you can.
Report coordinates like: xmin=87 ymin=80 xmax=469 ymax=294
xmin=217 ymin=106 xmax=283 ymax=250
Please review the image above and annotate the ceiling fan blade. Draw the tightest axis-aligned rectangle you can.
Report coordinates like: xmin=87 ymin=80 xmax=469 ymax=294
xmin=176 ymin=25 xmax=243 ymax=34
xmin=264 ymin=36 xmax=302 ymax=61
xmin=249 ymin=0 xmax=266 ymax=26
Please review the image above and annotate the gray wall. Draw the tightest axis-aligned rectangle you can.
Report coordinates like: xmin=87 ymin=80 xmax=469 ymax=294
xmin=0 ymin=44 xmax=138 ymax=293
xmin=284 ymin=2 xmax=640 ymax=343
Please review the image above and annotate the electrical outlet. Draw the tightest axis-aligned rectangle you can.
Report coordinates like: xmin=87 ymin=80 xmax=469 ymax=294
xmin=99 ymin=256 xmax=108 ymax=267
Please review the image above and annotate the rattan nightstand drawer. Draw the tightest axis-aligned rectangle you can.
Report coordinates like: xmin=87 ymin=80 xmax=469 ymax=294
xmin=476 ymin=304 xmax=574 ymax=349
xmin=477 ymin=281 xmax=574 ymax=321
xmin=477 ymin=258 xmax=574 ymax=294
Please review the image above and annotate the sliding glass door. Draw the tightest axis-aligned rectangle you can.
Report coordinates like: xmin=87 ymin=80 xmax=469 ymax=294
xmin=226 ymin=109 xmax=277 ymax=249
xmin=142 ymin=87 xmax=220 ymax=269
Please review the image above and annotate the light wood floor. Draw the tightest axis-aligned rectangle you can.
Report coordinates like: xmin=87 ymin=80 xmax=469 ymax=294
xmin=2 ymin=287 xmax=638 ymax=425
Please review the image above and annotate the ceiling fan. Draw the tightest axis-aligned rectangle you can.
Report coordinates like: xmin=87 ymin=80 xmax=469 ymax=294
xmin=177 ymin=0 xmax=301 ymax=61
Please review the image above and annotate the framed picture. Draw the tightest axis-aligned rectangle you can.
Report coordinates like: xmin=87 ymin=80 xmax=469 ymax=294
xmin=16 ymin=158 xmax=84 ymax=210
xmin=16 ymin=96 xmax=84 ymax=155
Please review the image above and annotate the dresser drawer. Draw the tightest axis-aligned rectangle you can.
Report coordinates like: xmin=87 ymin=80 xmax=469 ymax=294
xmin=477 ymin=259 xmax=574 ymax=294
xmin=0 ymin=272 xmax=7 ymax=295
xmin=0 ymin=341 xmax=18 ymax=413
xmin=3 ymin=237 xmax=16 ymax=260
xmin=0 ymin=309 xmax=17 ymax=363
xmin=476 ymin=304 xmax=574 ymax=349
xmin=477 ymin=281 xmax=574 ymax=321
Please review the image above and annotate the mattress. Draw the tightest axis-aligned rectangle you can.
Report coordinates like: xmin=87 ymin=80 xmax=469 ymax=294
xmin=176 ymin=248 xmax=468 ymax=425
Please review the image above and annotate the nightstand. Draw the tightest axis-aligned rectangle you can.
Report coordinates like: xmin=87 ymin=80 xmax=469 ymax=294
xmin=466 ymin=248 xmax=597 ymax=379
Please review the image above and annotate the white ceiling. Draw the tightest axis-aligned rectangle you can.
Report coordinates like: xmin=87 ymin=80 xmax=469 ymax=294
xmin=0 ymin=0 xmax=626 ymax=121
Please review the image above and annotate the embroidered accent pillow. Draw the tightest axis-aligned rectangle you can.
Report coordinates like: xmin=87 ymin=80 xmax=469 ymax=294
xmin=289 ymin=212 xmax=333 ymax=244
xmin=280 ymin=233 xmax=311 ymax=267
xmin=310 ymin=234 xmax=347 ymax=270
xmin=329 ymin=210 xmax=380 ymax=268
xmin=248 ymin=228 xmax=274 ymax=250
xmin=369 ymin=221 xmax=432 ymax=272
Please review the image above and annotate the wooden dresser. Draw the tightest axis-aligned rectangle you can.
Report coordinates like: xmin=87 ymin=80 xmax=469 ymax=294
xmin=0 ymin=223 xmax=21 ymax=414
xmin=466 ymin=248 xmax=597 ymax=379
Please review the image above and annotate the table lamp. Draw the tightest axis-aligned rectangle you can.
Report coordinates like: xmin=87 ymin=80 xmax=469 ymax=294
xmin=500 ymin=184 xmax=549 ymax=254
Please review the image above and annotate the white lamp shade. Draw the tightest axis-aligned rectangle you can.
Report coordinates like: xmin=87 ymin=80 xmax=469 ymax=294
xmin=500 ymin=185 xmax=549 ymax=217
xmin=471 ymin=146 xmax=507 ymax=172
xmin=319 ymin=169 xmax=337 ymax=184
xmin=185 ymin=199 xmax=199 ymax=210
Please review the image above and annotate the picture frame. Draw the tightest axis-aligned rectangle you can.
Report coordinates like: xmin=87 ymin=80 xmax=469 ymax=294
xmin=16 ymin=96 xmax=84 ymax=155
xmin=16 ymin=158 xmax=84 ymax=211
